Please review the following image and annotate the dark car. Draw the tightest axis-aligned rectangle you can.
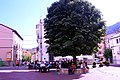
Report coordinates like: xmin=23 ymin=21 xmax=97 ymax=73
xmin=28 ymin=62 xmax=36 ymax=69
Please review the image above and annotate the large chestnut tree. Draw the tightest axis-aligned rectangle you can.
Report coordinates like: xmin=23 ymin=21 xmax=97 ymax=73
xmin=44 ymin=0 xmax=105 ymax=59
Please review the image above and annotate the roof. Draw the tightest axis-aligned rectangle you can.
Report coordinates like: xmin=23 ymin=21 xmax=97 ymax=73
xmin=0 ymin=24 xmax=23 ymax=40
xmin=106 ymin=22 xmax=120 ymax=35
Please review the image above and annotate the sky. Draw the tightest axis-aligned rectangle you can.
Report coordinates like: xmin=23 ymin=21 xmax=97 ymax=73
xmin=0 ymin=0 xmax=59 ymax=49
xmin=0 ymin=0 xmax=120 ymax=49
xmin=88 ymin=0 xmax=120 ymax=26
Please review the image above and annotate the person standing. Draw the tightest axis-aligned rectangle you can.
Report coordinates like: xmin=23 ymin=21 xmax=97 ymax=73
xmin=40 ymin=61 xmax=46 ymax=72
xmin=71 ymin=63 xmax=76 ymax=74
xmin=56 ymin=62 xmax=61 ymax=74
xmin=16 ymin=60 xmax=19 ymax=68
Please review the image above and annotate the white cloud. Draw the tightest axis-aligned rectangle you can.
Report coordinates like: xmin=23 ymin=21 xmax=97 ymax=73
xmin=88 ymin=0 xmax=120 ymax=26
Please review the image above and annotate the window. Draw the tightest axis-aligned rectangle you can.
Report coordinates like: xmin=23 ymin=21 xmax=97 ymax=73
xmin=116 ymin=39 xmax=119 ymax=43
xmin=118 ymin=47 xmax=120 ymax=54
xmin=40 ymin=43 xmax=42 ymax=48
xmin=45 ymin=45 xmax=49 ymax=48
xmin=108 ymin=39 xmax=109 ymax=43
xmin=117 ymin=47 xmax=120 ymax=54
xmin=119 ymin=38 xmax=120 ymax=42
xmin=117 ymin=52 xmax=120 ymax=54
xmin=37 ymin=35 xmax=39 ymax=39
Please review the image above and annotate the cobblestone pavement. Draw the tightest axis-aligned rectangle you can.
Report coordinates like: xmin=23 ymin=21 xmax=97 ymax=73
xmin=76 ymin=66 xmax=120 ymax=80
xmin=0 ymin=66 xmax=28 ymax=70
xmin=0 ymin=66 xmax=80 ymax=80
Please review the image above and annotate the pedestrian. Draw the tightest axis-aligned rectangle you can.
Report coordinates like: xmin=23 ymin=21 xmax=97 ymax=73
xmin=40 ymin=61 xmax=46 ymax=72
xmin=81 ymin=61 xmax=89 ymax=73
xmin=56 ymin=63 xmax=61 ymax=74
xmin=71 ymin=63 xmax=76 ymax=74
xmin=16 ymin=60 xmax=19 ymax=68
xmin=68 ymin=64 xmax=72 ymax=75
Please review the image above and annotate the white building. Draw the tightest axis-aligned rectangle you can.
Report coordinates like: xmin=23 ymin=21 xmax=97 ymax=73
xmin=0 ymin=24 xmax=23 ymax=66
xmin=106 ymin=22 xmax=120 ymax=64
xmin=36 ymin=19 xmax=49 ymax=61
xmin=13 ymin=31 xmax=23 ymax=64
xmin=106 ymin=32 xmax=120 ymax=64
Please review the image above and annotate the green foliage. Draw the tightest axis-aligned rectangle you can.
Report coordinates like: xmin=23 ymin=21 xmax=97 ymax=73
xmin=44 ymin=0 xmax=105 ymax=56
xmin=104 ymin=48 xmax=112 ymax=61
xmin=22 ymin=55 xmax=31 ymax=62
xmin=103 ymin=61 xmax=110 ymax=66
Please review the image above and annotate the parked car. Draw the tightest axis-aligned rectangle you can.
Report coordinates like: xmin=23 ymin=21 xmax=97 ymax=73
xmin=94 ymin=58 xmax=100 ymax=64
xmin=28 ymin=62 xmax=36 ymax=69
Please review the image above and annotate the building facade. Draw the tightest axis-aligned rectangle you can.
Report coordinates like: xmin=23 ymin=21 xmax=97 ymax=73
xmin=36 ymin=19 xmax=49 ymax=61
xmin=0 ymin=24 xmax=23 ymax=66
xmin=106 ymin=32 xmax=120 ymax=64
xmin=106 ymin=22 xmax=120 ymax=64
xmin=24 ymin=48 xmax=38 ymax=62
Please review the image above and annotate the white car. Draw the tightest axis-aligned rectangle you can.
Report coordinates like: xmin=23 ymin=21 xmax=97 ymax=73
xmin=94 ymin=58 xmax=101 ymax=64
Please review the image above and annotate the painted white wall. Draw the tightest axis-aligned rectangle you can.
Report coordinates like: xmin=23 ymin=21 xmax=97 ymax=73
xmin=13 ymin=32 xmax=23 ymax=61
xmin=41 ymin=19 xmax=49 ymax=61
xmin=107 ymin=32 xmax=120 ymax=64
xmin=42 ymin=41 xmax=49 ymax=61
xmin=36 ymin=19 xmax=49 ymax=61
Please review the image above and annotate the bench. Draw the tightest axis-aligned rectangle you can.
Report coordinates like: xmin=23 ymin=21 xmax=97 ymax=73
xmin=59 ymin=68 xmax=89 ymax=74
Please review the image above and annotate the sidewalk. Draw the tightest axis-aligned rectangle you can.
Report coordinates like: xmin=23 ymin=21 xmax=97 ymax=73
xmin=0 ymin=65 xmax=28 ymax=70
xmin=74 ymin=66 xmax=120 ymax=80
xmin=110 ymin=64 xmax=120 ymax=67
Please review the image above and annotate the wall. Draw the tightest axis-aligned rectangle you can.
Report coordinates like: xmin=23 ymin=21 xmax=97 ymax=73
xmin=41 ymin=20 xmax=49 ymax=61
xmin=109 ymin=32 xmax=120 ymax=64
xmin=0 ymin=25 xmax=13 ymax=61
xmin=36 ymin=19 xmax=49 ymax=61
xmin=14 ymin=32 xmax=23 ymax=60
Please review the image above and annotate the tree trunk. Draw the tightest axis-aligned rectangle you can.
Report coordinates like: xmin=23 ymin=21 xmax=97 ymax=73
xmin=106 ymin=57 xmax=108 ymax=61
xmin=73 ymin=55 xmax=77 ymax=66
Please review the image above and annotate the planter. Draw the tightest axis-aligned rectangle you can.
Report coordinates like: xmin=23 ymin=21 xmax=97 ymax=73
xmin=99 ymin=62 xmax=103 ymax=67
xmin=104 ymin=61 xmax=110 ymax=66
xmin=92 ymin=62 xmax=96 ymax=68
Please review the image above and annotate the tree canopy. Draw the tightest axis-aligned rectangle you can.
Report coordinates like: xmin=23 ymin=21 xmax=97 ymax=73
xmin=104 ymin=48 xmax=112 ymax=61
xmin=44 ymin=0 xmax=105 ymax=57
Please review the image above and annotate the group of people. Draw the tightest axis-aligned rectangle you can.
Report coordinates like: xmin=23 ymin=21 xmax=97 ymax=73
xmin=28 ymin=60 xmax=51 ymax=72
xmin=28 ymin=59 xmax=89 ymax=74
xmin=56 ymin=59 xmax=89 ymax=74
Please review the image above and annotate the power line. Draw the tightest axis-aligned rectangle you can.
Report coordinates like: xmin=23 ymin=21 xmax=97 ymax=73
xmin=23 ymin=44 xmax=38 ymax=45
xmin=23 ymin=40 xmax=37 ymax=41
xmin=22 ymin=43 xmax=37 ymax=45
xmin=22 ymin=35 xmax=37 ymax=36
